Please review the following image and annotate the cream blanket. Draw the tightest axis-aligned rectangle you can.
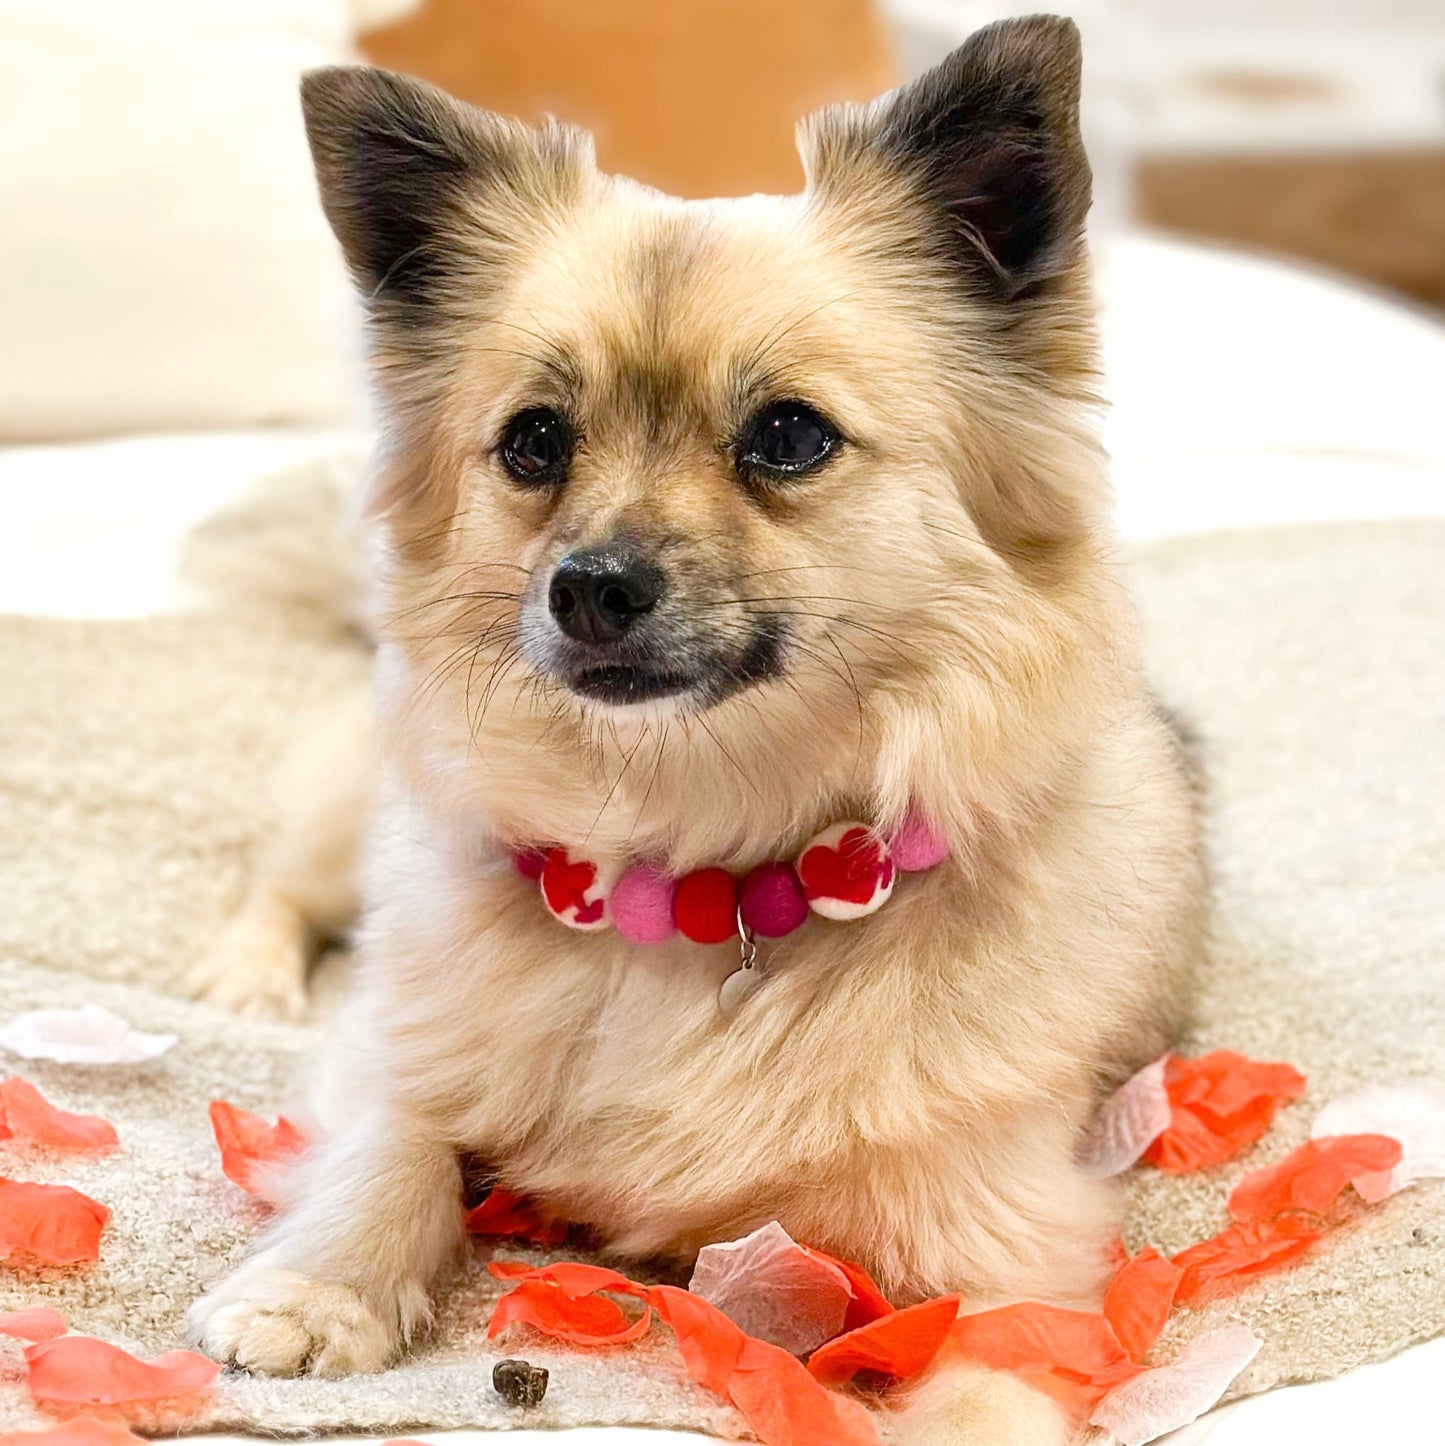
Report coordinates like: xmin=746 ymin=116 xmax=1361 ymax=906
xmin=0 ymin=517 xmax=1440 ymax=1434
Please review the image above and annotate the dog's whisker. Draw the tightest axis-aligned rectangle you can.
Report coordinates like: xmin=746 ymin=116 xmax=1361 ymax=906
xmin=582 ymin=722 xmax=652 ymax=844
xmin=625 ymin=720 xmax=673 ymax=844
xmin=390 ymin=587 xmax=526 ymax=620
xmin=693 ymin=713 xmax=762 ymax=802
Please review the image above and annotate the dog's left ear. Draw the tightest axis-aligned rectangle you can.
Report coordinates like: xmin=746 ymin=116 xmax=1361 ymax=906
xmin=801 ymin=15 xmax=1090 ymax=301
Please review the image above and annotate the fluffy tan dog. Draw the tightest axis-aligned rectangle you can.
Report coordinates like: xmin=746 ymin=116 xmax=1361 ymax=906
xmin=188 ymin=16 xmax=1205 ymax=1441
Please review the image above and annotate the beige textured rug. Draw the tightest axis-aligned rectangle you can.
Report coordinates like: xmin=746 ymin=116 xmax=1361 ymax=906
xmin=0 ymin=518 xmax=1441 ymax=1435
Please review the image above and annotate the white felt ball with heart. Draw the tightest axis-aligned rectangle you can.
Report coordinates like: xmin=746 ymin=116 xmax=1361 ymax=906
xmin=539 ymin=848 xmax=619 ymax=932
xmin=795 ymin=822 xmax=896 ymax=921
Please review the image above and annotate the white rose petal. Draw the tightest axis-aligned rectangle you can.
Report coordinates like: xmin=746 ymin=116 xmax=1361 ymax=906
xmin=1078 ymin=1055 xmax=1173 ymax=1177
xmin=688 ymin=1220 xmax=853 ymax=1356
xmin=0 ymin=1006 xmax=177 ymax=1065
xmin=1091 ymin=1326 xmax=1263 ymax=1446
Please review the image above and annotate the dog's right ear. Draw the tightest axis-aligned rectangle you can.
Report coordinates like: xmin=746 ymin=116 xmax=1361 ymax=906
xmin=300 ymin=67 xmax=590 ymax=308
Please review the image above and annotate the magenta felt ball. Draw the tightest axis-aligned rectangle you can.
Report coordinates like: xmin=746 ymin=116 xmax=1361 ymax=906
xmin=739 ymin=862 xmax=809 ymax=938
xmin=889 ymin=809 xmax=949 ymax=872
xmin=611 ymin=866 xmax=677 ymax=944
xmin=513 ymin=848 xmax=548 ymax=881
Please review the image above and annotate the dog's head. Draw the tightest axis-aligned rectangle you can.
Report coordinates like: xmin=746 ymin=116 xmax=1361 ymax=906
xmin=302 ymin=17 xmax=1125 ymax=860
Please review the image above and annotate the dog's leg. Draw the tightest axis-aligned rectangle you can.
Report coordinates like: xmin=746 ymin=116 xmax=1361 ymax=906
xmin=893 ymin=1362 xmax=1074 ymax=1446
xmin=188 ymin=1108 xmax=462 ymax=1376
xmin=188 ymin=691 xmax=371 ymax=1018
xmin=859 ymin=1113 xmax=1114 ymax=1445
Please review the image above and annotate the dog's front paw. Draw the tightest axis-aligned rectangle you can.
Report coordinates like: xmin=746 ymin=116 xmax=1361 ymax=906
xmin=186 ymin=903 xmax=309 ymax=1021
xmin=188 ymin=1264 xmax=394 ymax=1377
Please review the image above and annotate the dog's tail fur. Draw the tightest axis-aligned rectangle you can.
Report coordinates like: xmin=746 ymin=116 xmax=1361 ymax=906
xmin=894 ymin=1359 xmax=1074 ymax=1445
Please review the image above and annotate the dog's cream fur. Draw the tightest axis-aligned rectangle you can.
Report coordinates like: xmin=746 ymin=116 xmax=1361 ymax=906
xmin=189 ymin=18 xmax=1205 ymax=1442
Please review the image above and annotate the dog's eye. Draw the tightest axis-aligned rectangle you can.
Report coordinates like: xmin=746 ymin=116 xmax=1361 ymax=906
xmin=500 ymin=407 xmax=574 ymax=485
xmin=737 ymin=401 xmax=839 ymax=481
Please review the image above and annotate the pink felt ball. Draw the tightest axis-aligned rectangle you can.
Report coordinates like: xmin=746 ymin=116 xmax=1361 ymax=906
xmin=610 ymin=865 xmax=677 ymax=944
xmin=889 ymin=809 xmax=949 ymax=872
xmin=739 ymin=862 xmax=810 ymax=938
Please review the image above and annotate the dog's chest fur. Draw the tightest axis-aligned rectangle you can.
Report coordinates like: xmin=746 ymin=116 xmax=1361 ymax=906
xmin=349 ymin=724 xmax=1195 ymax=1305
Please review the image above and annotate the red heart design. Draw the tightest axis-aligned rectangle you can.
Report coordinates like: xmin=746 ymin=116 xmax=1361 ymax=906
xmin=798 ymin=827 xmax=891 ymax=904
xmin=542 ymin=850 xmax=600 ymax=919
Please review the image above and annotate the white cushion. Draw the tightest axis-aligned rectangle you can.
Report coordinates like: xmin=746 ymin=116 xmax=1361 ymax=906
xmin=1099 ymin=235 xmax=1445 ymax=540
xmin=0 ymin=0 xmax=365 ymax=439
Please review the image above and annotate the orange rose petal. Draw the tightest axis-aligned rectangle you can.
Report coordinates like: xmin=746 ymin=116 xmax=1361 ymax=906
xmin=807 ymin=1295 xmax=960 ymax=1385
xmin=465 ymin=1186 xmax=569 ymax=1245
xmin=488 ymin=1277 xmax=652 ymax=1346
xmin=0 ymin=1080 xmax=118 ymax=1155
xmin=1312 ymin=1085 xmax=1445 ymax=1203
xmin=0 ymin=1419 xmax=146 ymax=1446
xmin=1142 ymin=1101 xmax=1270 ymax=1173
xmin=1227 ymin=1134 xmax=1403 ymax=1224
xmin=483 ymin=1267 xmax=883 ymax=1446
xmin=651 ymin=1285 xmax=749 ymax=1396
xmin=24 ymin=1337 xmax=219 ymax=1405
xmin=949 ymin=1302 xmax=1143 ymax=1392
xmin=1144 ymin=1052 xmax=1307 ymax=1174
xmin=1102 ymin=1248 xmax=1184 ymax=1360
xmin=1175 ymin=1053 xmax=1306 ymax=1118
xmin=1172 ymin=1217 xmax=1324 ymax=1305
xmin=729 ymin=1335 xmax=881 ymax=1446
xmin=798 ymin=1244 xmax=896 ymax=1330
xmin=207 ymin=1101 xmax=306 ymax=1202
xmin=650 ymin=1288 xmax=878 ymax=1446
xmin=0 ymin=1179 xmax=109 ymax=1265
xmin=487 ymin=1259 xmax=538 ymax=1281
xmin=0 ymin=1307 xmax=68 ymax=1342
xmin=486 ymin=1259 xmax=650 ymax=1301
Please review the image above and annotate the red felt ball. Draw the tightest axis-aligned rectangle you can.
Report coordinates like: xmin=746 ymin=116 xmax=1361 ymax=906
xmin=739 ymin=862 xmax=809 ymax=938
xmin=673 ymin=868 xmax=739 ymax=945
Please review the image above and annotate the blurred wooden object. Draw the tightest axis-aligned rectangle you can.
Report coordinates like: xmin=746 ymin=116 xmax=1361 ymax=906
xmin=362 ymin=0 xmax=898 ymax=197
xmin=1137 ymin=150 xmax=1445 ymax=309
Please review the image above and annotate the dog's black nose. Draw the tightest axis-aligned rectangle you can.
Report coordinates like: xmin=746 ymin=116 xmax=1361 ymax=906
xmin=548 ymin=547 xmax=663 ymax=645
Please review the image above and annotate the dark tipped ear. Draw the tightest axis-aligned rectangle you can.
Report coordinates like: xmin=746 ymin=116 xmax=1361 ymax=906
xmin=803 ymin=15 xmax=1091 ymax=300
xmin=300 ymin=66 xmax=588 ymax=306
xmin=301 ymin=67 xmax=486 ymax=303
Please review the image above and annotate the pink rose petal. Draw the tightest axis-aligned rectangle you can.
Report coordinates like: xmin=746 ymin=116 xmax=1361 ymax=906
xmin=1078 ymin=1056 xmax=1172 ymax=1177
xmin=1090 ymin=1326 xmax=1262 ymax=1445
xmin=1312 ymin=1084 xmax=1445 ymax=1203
xmin=24 ymin=1336 xmax=220 ymax=1405
xmin=208 ymin=1101 xmax=307 ymax=1204
xmin=0 ymin=1079 xmax=118 ymax=1154
xmin=688 ymin=1221 xmax=853 ymax=1356
xmin=0 ymin=1421 xmax=146 ymax=1446
xmin=0 ymin=1308 xmax=68 ymax=1343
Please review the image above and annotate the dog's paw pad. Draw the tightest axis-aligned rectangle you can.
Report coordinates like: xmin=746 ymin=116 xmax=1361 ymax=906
xmin=189 ymin=1266 xmax=393 ymax=1377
